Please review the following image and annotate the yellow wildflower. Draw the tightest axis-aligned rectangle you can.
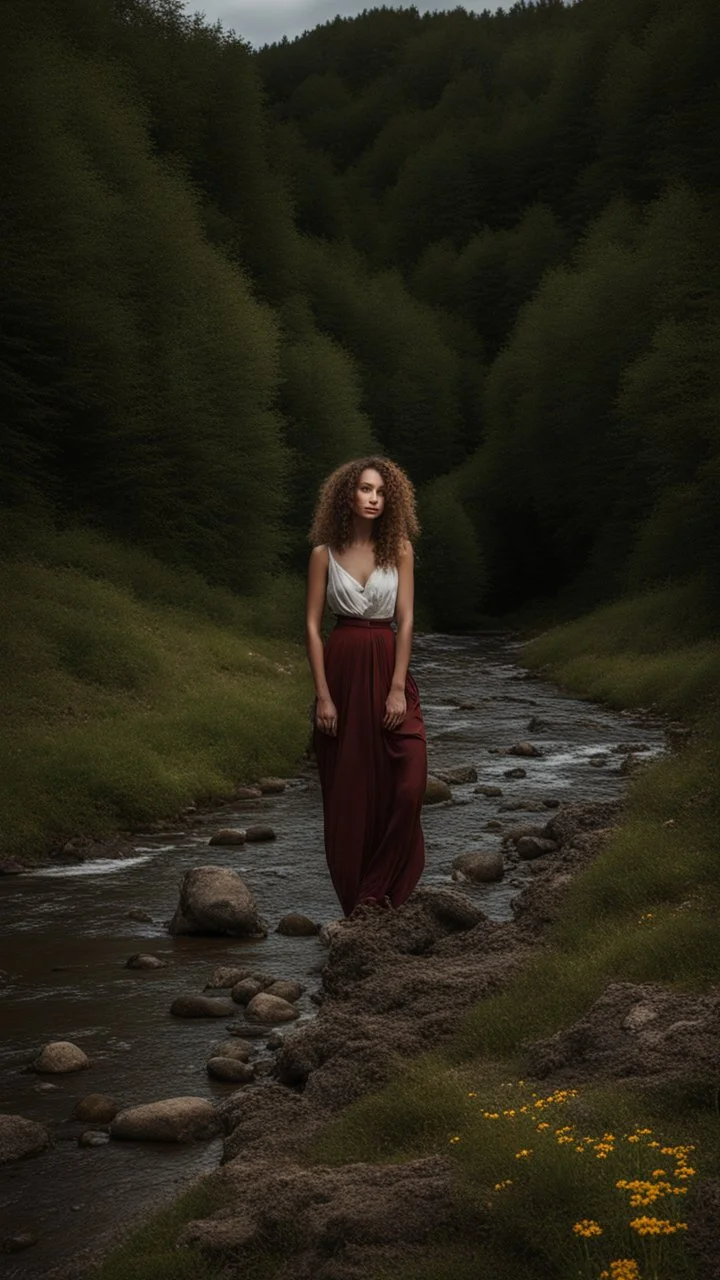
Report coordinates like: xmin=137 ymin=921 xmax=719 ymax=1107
xmin=573 ymin=1219 xmax=603 ymax=1238
xmin=449 ymin=1136 xmax=460 ymax=1145
xmin=515 ymin=1148 xmax=532 ymax=1159
xmin=630 ymin=1216 xmax=688 ymax=1235
xmin=599 ymin=1261 xmax=640 ymax=1280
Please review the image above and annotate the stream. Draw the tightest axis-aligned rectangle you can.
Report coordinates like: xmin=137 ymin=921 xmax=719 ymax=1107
xmin=0 ymin=632 xmax=667 ymax=1276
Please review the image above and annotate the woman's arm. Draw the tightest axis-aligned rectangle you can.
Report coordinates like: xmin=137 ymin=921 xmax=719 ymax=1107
xmin=306 ymin=545 xmax=337 ymax=736
xmin=383 ymin=541 xmax=415 ymax=729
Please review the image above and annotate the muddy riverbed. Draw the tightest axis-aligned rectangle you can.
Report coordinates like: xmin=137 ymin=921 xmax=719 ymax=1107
xmin=0 ymin=632 xmax=667 ymax=1276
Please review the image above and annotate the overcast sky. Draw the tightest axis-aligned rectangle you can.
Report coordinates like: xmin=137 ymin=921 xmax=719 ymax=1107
xmin=185 ymin=1 xmax=504 ymax=48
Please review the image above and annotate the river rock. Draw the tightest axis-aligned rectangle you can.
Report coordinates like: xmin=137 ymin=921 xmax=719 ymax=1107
xmin=527 ymin=716 xmax=553 ymax=732
xmin=0 ymin=859 xmax=24 ymax=875
xmin=0 ymin=1115 xmax=51 ymax=1163
xmin=225 ymin=1023 xmax=268 ymax=1039
xmin=483 ymin=820 xmax=503 ymax=832
xmin=1 ymin=1231 xmax=37 ymax=1253
xmin=423 ymin=776 xmax=452 ymax=805
xmin=474 ymin=784 xmax=503 ymax=797
xmin=412 ymin=886 xmax=486 ymax=931
xmin=208 ymin=829 xmax=246 ymax=846
xmin=245 ymin=993 xmax=300 ymax=1024
xmin=210 ymin=1040 xmax=251 ymax=1062
xmin=435 ymin=766 xmax=478 ymax=785
xmin=507 ymin=741 xmax=543 ymax=758
xmin=244 ymin=825 xmax=277 ymax=843
xmin=33 ymin=1042 xmax=90 ymax=1074
xmin=503 ymin=766 xmax=527 ymax=779
xmin=74 ymin=1094 xmax=118 ymax=1123
xmin=613 ymin=742 xmax=651 ymax=754
xmin=169 ymin=866 xmax=265 ymax=937
xmin=505 ymin=823 xmax=548 ymax=843
xmin=516 ymin=836 xmax=559 ymax=860
xmin=206 ymin=966 xmax=253 ymax=990
xmin=207 ymin=1058 xmax=255 ymax=1084
xmin=257 ymin=777 xmax=286 ymax=795
xmin=500 ymin=796 xmax=547 ymax=812
xmin=78 ymin=1130 xmax=110 ymax=1148
xmin=126 ymin=907 xmax=153 ymax=923
xmin=276 ymin=913 xmax=320 ymax=937
xmin=170 ymin=995 xmax=236 ymax=1018
xmin=125 ymin=953 xmax=167 ymax=970
xmin=231 ymin=979 xmax=264 ymax=1006
xmin=265 ymin=979 xmax=303 ymax=1003
xmin=451 ymin=852 xmax=504 ymax=883
xmin=110 ymin=1097 xmax=219 ymax=1143
xmin=235 ymin=786 xmax=263 ymax=800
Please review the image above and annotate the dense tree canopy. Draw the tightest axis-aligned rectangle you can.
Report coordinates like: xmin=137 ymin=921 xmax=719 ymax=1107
xmin=2 ymin=0 xmax=718 ymax=622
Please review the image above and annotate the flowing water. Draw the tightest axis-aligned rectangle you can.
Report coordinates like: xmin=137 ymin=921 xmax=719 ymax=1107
xmin=0 ymin=632 xmax=667 ymax=1276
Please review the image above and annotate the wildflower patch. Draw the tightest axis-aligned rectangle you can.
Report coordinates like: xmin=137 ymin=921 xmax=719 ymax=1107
xmin=449 ymin=1081 xmax=696 ymax=1280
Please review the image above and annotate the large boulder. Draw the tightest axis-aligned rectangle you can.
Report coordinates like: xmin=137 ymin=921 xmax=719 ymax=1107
xmin=32 ymin=1042 xmax=90 ymax=1074
xmin=0 ymin=1115 xmax=51 ymax=1163
xmin=110 ymin=1097 xmax=219 ymax=1143
xmin=245 ymin=993 xmax=300 ymax=1025
xmin=423 ymin=776 xmax=452 ymax=805
xmin=168 ymin=866 xmax=265 ymax=937
xmin=257 ymin=777 xmax=286 ymax=795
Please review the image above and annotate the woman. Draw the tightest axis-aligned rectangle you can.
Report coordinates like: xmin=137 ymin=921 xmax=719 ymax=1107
xmin=306 ymin=456 xmax=427 ymax=917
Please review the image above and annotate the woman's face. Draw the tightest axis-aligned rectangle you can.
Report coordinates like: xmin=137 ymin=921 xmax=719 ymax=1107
xmin=352 ymin=468 xmax=385 ymax=521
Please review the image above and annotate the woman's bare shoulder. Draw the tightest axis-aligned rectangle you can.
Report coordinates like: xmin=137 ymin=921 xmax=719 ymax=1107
xmin=309 ymin=545 xmax=329 ymax=568
xmin=398 ymin=538 xmax=414 ymax=562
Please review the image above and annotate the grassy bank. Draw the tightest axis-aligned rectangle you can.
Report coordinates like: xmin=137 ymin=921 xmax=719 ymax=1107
xmin=1 ymin=522 xmax=311 ymax=860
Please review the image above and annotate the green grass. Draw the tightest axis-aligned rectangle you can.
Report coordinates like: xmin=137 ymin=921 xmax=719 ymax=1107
xmin=90 ymin=1176 xmax=227 ymax=1280
xmin=1 ymin=523 xmax=311 ymax=858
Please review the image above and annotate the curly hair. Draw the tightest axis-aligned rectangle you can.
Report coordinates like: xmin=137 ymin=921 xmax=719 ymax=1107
xmin=309 ymin=456 xmax=420 ymax=568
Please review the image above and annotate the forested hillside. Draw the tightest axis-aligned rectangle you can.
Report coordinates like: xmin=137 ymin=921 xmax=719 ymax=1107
xmin=3 ymin=0 xmax=719 ymax=624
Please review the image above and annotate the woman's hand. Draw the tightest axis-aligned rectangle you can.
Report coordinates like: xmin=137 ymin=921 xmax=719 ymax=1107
xmin=383 ymin=686 xmax=406 ymax=731
xmin=315 ymin=695 xmax=338 ymax=737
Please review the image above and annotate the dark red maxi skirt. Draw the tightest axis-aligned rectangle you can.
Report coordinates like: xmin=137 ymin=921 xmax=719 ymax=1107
xmin=314 ymin=617 xmax=427 ymax=917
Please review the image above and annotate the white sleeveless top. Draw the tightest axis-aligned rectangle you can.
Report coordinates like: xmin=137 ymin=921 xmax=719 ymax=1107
xmin=326 ymin=547 xmax=398 ymax=619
